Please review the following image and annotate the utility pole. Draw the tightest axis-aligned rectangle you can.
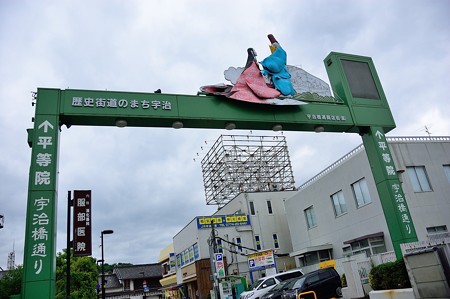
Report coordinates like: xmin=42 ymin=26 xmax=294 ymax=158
xmin=209 ymin=220 xmax=220 ymax=299
xmin=101 ymin=229 xmax=114 ymax=299
xmin=66 ymin=191 xmax=73 ymax=299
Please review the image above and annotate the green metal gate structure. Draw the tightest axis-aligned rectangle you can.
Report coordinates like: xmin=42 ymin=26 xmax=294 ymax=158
xmin=22 ymin=52 xmax=417 ymax=298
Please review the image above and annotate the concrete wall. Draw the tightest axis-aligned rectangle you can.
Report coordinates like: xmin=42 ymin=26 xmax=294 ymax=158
xmin=404 ymin=247 xmax=450 ymax=299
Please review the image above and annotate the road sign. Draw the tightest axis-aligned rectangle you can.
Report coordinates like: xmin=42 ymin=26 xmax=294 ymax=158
xmin=215 ymin=253 xmax=225 ymax=278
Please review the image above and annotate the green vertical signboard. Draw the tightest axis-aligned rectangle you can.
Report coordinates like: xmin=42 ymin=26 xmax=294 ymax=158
xmin=362 ymin=127 xmax=417 ymax=257
xmin=23 ymin=89 xmax=60 ymax=298
xmin=325 ymin=52 xmax=418 ymax=258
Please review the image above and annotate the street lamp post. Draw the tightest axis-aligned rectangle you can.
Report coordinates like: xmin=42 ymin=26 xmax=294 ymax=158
xmin=101 ymin=229 xmax=114 ymax=299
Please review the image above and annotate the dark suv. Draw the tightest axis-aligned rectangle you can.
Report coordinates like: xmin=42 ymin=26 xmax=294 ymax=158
xmin=281 ymin=267 xmax=342 ymax=299
xmin=261 ymin=277 xmax=299 ymax=299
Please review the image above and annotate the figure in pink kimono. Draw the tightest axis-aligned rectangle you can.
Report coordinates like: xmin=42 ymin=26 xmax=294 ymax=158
xmin=200 ymin=34 xmax=335 ymax=105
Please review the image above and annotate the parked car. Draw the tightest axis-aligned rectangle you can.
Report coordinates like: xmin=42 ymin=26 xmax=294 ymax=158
xmin=240 ymin=269 xmax=304 ymax=299
xmin=260 ymin=277 xmax=298 ymax=299
xmin=281 ymin=267 xmax=342 ymax=299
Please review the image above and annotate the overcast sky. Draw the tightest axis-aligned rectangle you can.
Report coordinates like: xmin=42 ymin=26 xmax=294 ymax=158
xmin=1 ymin=0 xmax=449 ymax=268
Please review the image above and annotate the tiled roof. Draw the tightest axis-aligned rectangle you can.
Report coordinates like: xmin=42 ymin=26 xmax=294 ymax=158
xmin=105 ymin=273 xmax=121 ymax=288
xmin=114 ymin=263 xmax=162 ymax=280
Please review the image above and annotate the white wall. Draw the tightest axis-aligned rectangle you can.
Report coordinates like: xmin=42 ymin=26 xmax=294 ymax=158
xmin=286 ymin=149 xmax=393 ymax=258
xmin=285 ymin=138 xmax=450 ymax=261
xmin=390 ymin=141 xmax=450 ymax=241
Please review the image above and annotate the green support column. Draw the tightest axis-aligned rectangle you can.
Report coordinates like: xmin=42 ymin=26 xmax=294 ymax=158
xmin=22 ymin=89 xmax=61 ymax=298
xmin=362 ymin=127 xmax=418 ymax=258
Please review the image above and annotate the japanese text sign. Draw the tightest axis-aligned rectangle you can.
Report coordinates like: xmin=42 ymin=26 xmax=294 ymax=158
xmin=73 ymin=190 xmax=92 ymax=256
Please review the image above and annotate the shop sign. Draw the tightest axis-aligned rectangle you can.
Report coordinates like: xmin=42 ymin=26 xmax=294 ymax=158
xmin=247 ymin=249 xmax=275 ymax=271
xmin=73 ymin=190 xmax=92 ymax=256
xmin=197 ymin=214 xmax=250 ymax=229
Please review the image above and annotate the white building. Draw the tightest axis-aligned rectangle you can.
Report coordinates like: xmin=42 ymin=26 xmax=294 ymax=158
xmin=172 ymin=191 xmax=297 ymax=299
xmin=285 ymin=136 xmax=450 ymax=268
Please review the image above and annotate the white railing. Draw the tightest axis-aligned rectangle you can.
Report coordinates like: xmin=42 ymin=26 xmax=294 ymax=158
xmin=297 ymin=136 xmax=449 ymax=190
xmin=371 ymin=251 xmax=396 ymax=266
xmin=386 ymin=136 xmax=450 ymax=143
xmin=303 ymin=251 xmax=394 ymax=273
xmin=401 ymin=237 xmax=450 ymax=255
xmin=297 ymin=145 xmax=364 ymax=190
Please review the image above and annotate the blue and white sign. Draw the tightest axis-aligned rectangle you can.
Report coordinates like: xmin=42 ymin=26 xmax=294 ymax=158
xmin=248 ymin=259 xmax=255 ymax=268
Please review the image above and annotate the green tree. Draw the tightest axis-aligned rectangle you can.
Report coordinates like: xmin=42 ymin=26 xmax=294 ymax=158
xmin=55 ymin=249 xmax=99 ymax=299
xmin=0 ymin=266 xmax=23 ymax=299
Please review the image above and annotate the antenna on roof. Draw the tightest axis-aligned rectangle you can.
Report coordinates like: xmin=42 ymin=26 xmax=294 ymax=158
xmin=424 ymin=125 xmax=432 ymax=137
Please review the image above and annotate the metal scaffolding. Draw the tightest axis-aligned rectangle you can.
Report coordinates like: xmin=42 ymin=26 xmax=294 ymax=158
xmin=201 ymin=134 xmax=296 ymax=206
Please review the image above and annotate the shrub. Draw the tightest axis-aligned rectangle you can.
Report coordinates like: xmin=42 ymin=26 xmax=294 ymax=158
xmin=369 ymin=259 xmax=411 ymax=290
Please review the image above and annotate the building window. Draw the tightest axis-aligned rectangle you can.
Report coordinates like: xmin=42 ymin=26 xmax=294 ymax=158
xmin=267 ymin=200 xmax=273 ymax=214
xmin=193 ymin=243 xmax=199 ymax=260
xmin=162 ymin=262 xmax=170 ymax=276
xmin=176 ymin=254 xmax=181 ymax=268
xmin=426 ymin=225 xmax=447 ymax=234
xmin=124 ymin=279 xmax=130 ymax=291
xmin=342 ymin=246 xmax=352 ymax=257
xmin=249 ymin=201 xmax=255 ymax=215
xmin=236 ymin=237 xmax=242 ymax=251
xmin=348 ymin=236 xmax=386 ymax=256
xmin=406 ymin=166 xmax=432 ymax=192
xmin=299 ymin=253 xmax=318 ymax=267
xmin=444 ymin=165 xmax=450 ymax=183
xmin=304 ymin=206 xmax=317 ymax=229
xmin=298 ymin=249 xmax=331 ymax=267
xmin=331 ymin=190 xmax=347 ymax=216
xmin=255 ymin=235 xmax=261 ymax=250
xmin=272 ymin=233 xmax=279 ymax=249
xmin=352 ymin=178 xmax=372 ymax=207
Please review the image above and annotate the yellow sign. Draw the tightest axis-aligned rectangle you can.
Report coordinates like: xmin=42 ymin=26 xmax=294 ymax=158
xmin=319 ymin=260 xmax=336 ymax=269
xmin=197 ymin=214 xmax=250 ymax=229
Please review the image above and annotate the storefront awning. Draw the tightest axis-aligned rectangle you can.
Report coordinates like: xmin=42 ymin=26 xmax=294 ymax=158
xmin=160 ymin=274 xmax=177 ymax=287
xmin=289 ymin=244 xmax=333 ymax=257
xmin=182 ymin=273 xmax=197 ymax=283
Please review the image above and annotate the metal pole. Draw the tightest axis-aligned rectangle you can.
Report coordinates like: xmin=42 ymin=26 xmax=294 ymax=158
xmin=101 ymin=232 xmax=105 ymax=299
xmin=211 ymin=221 xmax=220 ymax=299
xmin=101 ymin=229 xmax=113 ymax=299
xmin=66 ymin=191 xmax=72 ymax=299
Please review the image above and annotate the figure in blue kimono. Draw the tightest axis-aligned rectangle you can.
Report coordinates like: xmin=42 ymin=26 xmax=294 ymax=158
xmin=260 ymin=34 xmax=296 ymax=96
